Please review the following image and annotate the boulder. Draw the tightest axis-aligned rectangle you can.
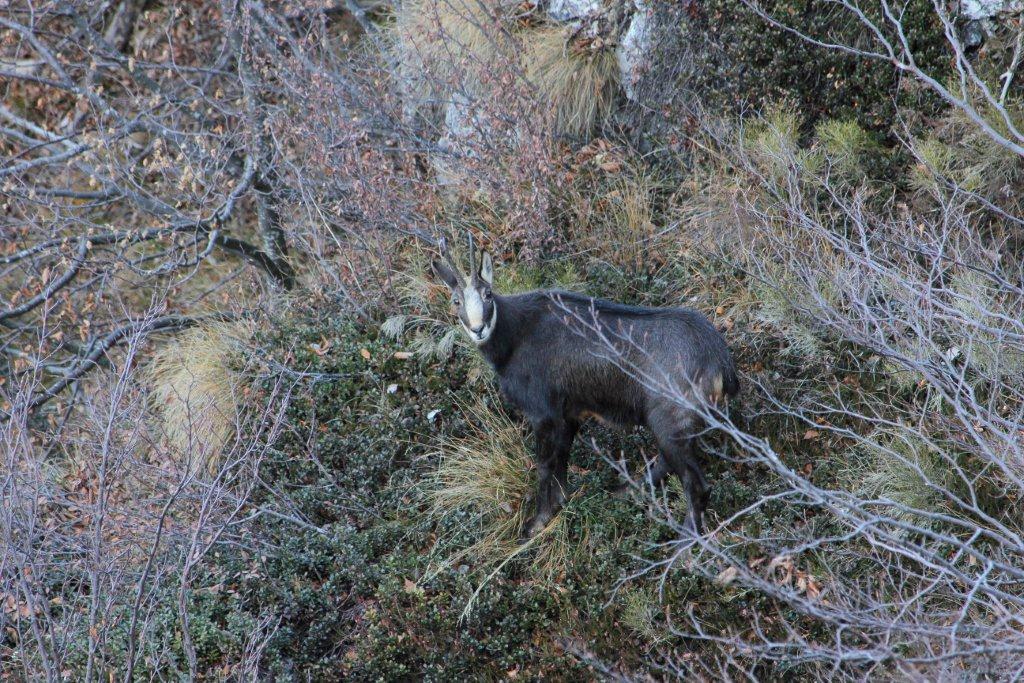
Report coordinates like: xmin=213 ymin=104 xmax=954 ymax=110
xmin=443 ymin=91 xmax=481 ymax=143
xmin=961 ymin=0 xmax=1024 ymax=20
xmin=547 ymin=0 xmax=603 ymax=22
xmin=959 ymin=0 xmax=1023 ymax=50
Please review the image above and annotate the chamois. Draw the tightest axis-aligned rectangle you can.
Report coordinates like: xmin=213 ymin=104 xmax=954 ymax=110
xmin=431 ymin=235 xmax=739 ymax=538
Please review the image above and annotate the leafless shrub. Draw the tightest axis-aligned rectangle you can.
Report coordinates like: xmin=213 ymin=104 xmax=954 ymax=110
xmin=0 ymin=309 xmax=295 ymax=678
xmin=606 ymin=91 xmax=1024 ymax=682
xmin=0 ymin=3 xmax=383 ymax=677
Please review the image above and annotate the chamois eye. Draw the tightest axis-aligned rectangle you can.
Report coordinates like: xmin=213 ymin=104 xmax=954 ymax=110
xmin=482 ymin=290 xmax=492 ymax=302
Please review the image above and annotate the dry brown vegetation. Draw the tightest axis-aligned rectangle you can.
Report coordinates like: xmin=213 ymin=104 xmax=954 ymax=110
xmin=148 ymin=319 xmax=255 ymax=476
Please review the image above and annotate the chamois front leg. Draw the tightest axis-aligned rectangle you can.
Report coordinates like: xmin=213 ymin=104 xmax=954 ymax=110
xmin=524 ymin=419 xmax=577 ymax=539
xmin=649 ymin=409 xmax=710 ymax=539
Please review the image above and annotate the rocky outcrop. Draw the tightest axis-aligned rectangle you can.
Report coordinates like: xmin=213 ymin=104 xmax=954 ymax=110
xmin=547 ymin=0 xmax=603 ymax=22
xmin=615 ymin=1 xmax=654 ymax=102
xmin=959 ymin=0 xmax=1024 ymax=49
xmin=398 ymin=0 xmax=673 ymax=179
xmin=961 ymin=0 xmax=1024 ymax=20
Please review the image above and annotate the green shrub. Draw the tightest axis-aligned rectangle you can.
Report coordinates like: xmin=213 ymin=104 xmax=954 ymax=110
xmin=678 ymin=0 xmax=950 ymax=130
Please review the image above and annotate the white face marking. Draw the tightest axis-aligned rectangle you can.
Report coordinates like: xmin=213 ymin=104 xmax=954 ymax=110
xmin=460 ymin=286 xmax=497 ymax=345
xmin=464 ymin=287 xmax=484 ymax=328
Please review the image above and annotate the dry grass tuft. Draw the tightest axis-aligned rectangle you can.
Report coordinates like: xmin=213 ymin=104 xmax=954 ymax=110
xmin=849 ymin=431 xmax=950 ymax=527
xmin=751 ymin=260 xmax=833 ymax=358
xmin=429 ymin=394 xmax=587 ymax=582
xmin=911 ymin=94 xmax=1024 ymax=210
xmin=848 ymin=430 xmax=1011 ymax=530
xmin=620 ymin=586 xmax=669 ymax=646
xmin=523 ymin=27 xmax=619 ymax=139
xmin=741 ymin=105 xmax=810 ymax=181
xmin=382 ymin=261 xmax=464 ymax=361
xmin=814 ymin=118 xmax=880 ymax=182
xmin=949 ymin=268 xmax=1024 ymax=382
xmin=431 ymin=395 xmax=534 ymax=547
xmin=148 ymin=319 xmax=254 ymax=475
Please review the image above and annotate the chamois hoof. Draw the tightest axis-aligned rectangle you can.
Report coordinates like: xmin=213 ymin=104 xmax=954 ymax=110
xmin=681 ymin=518 xmax=704 ymax=545
xmin=522 ymin=513 xmax=552 ymax=540
xmin=609 ymin=480 xmax=631 ymax=500
xmin=675 ymin=533 xmax=699 ymax=551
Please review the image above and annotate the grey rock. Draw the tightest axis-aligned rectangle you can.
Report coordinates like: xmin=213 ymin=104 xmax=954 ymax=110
xmin=444 ymin=92 xmax=480 ymax=141
xmin=617 ymin=1 xmax=654 ymax=101
xmin=547 ymin=0 xmax=603 ymax=22
xmin=961 ymin=0 xmax=1023 ymax=20
xmin=963 ymin=20 xmax=985 ymax=49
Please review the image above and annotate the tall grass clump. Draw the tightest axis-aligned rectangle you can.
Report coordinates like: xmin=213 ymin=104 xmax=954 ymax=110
xmin=558 ymin=152 xmax=665 ymax=270
xmin=814 ymin=118 xmax=884 ymax=184
xmin=382 ymin=258 xmax=466 ymax=360
xmin=148 ymin=319 xmax=254 ymax=475
xmin=394 ymin=0 xmax=509 ymax=118
xmin=949 ymin=268 xmax=1024 ymax=382
xmin=429 ymin=395 xmax=589 ymax=582
xmin=523 ymin=26 xmax=619 ymax=140
xmin=395 ymin=0 xmax=619 ymax=140
xmin=923 ymin=91 xmax=1024 ymax=214
xmin=850 ymin=431 xmax=953 ymax=527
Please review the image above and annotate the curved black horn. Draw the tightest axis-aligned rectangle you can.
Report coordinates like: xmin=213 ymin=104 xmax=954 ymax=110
xmin=466 ymin=232 xmax=477 ymax=278
xmin=438 ymin=235 xmax=465 ymax=287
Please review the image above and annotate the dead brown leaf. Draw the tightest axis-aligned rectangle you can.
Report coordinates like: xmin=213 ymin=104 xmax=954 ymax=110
xmin=714 ymin=565 xmax=739 ymax=587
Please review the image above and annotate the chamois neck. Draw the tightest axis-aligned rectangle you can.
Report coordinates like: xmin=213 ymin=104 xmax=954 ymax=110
xmin=476 ymin=294 xmax=520 ymax=370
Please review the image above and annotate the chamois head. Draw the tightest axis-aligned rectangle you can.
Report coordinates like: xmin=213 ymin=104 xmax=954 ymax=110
xmin=430 ymin=233 xmax=496 ymax=345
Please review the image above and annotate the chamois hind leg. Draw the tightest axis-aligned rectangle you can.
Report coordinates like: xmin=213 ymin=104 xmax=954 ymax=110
xmin=650 ymin=410 xmax=709 ymax=537
xmin=662 ymin=437 xmax=708 ymax=536
xmin=524 ymin=418 xmax=577 ymax=539
xmin=647 ymin=455 xmax=671 ymax=488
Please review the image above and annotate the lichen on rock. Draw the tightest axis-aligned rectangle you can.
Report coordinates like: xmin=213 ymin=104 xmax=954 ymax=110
xmin=616 ymin=0 xmax=654 ymax=102
xmin=546 ymin=0 xmax=604 ymax=22
xmin=961 ymin=0 xmax=1024 ymax=20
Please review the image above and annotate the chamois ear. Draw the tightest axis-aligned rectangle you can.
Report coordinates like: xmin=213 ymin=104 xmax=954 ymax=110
xmin=479 ymin=251 xmax=493 ymax=286
xmin=430 ymin=259 xmax=461 ymax=292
